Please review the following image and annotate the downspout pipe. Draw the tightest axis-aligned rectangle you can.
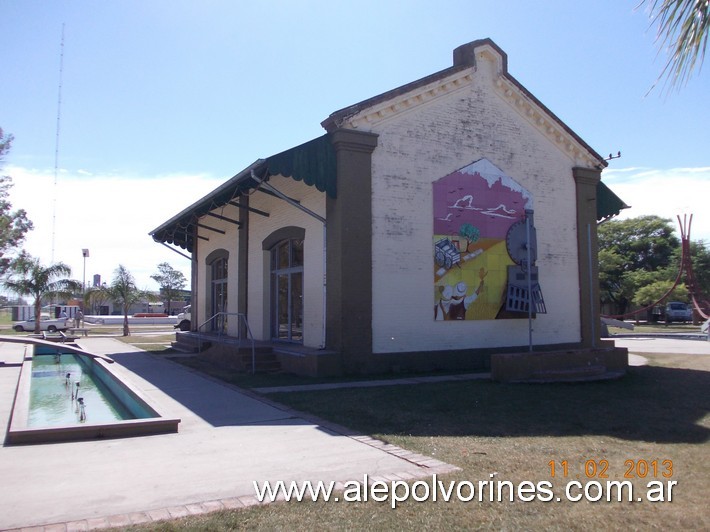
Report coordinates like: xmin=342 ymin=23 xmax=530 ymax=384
xmin=526 ymin=212 xmax=533 ymax=352
xmin=587 ymin=223 xmax=596 ymax=348
xmin=250 ymin=171 xmax=328 ymax=349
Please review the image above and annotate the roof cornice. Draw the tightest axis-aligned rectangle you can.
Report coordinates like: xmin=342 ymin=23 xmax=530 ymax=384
xmin=493 ymin=73 xmax=605 ymax=169
xmin=335 ymin=68 xmax=474 ymax=130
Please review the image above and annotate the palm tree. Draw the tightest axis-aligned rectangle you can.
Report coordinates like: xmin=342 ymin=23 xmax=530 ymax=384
xmin=643 ymin=0 xmax=709 ymax=88
xmin=107 ymin=265 xmax=155 ymax=336
xmin=2 ymin=252 xmax=82 ymax=334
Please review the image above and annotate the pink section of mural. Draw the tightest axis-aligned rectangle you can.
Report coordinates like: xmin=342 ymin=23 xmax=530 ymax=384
xmin=433 ymin=174 xmax=528 ymax=238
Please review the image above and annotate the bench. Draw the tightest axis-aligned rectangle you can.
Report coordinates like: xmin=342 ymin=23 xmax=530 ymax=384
xmin=68 ymin=328 xmax=90 ymax=337
xmin=42 ymin=331 xmax=78 ymax=343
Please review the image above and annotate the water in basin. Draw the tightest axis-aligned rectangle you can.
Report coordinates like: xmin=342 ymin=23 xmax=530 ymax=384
xmin=29 ymin=354 xmax=135 ymax=427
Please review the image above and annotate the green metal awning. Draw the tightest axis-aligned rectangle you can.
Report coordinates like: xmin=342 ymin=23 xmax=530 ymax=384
xmin=265 ymin=133 xmax=337 ymax=198
xmin=150 ymin=134 xmax=336 ymax=253
xmin=597 ymin=181 xmax=629 ymax=222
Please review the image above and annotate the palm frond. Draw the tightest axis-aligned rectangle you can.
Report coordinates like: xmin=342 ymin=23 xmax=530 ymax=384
xmin=645 ymin=0 xmax=710 ymax=89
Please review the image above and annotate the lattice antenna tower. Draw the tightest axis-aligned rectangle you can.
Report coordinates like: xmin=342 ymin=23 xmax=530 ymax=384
xmin=51 ymin=23 xmax=65 ymax=264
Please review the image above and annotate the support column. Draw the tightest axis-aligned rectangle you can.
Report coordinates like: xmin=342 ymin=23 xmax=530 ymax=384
xmin=237 ymin=194 xmax=249 ymax=337
xmin=190 ymin=225 xmax=199 ymax=331
xmin=326 ymin=129 xmax=378 ymax=372
xmin=574 ymin=167 xmax=602 ymax=348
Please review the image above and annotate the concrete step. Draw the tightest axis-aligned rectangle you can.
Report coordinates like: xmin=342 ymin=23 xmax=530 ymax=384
xmin=172 ymin=332 xmax=283 ymax=373
xmin=171 ymin=340 xmax=212 ymax=353
xmin=170 ymin=341 xmax=197 ymax=354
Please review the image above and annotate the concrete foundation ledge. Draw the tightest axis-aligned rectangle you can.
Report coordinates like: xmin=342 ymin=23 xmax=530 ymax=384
xmin=491 ymin=346 xmax=628 ymax=383
xmin=7 ymin=418 xmax=179 ymax=445
xmin=275 ymin=348 xmax=342 ymax=377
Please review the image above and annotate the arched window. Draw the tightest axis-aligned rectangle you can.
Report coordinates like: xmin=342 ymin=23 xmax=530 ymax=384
xmin=206 ymin=249 xmax=229 ymax=333
xmin=270 ymin=238 xmax=304 ymax=343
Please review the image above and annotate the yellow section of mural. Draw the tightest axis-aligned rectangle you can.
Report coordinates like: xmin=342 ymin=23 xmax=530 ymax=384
xmin=434 ymin=239 xmax=513 ymax=320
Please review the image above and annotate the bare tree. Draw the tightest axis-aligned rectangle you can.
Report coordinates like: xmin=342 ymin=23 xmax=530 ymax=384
xmin=150 ymin=262 xmax=187 ymax=315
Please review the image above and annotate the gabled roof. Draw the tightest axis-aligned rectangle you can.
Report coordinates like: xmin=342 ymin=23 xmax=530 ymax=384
xmin=322 ymin=38 xmax=608 ymax=170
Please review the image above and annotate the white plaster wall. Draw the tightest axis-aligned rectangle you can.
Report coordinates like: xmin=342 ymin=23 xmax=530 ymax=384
xmin=357 ymin=59 xmax=583 ymax=353
xmin=246 ymin=175 xmax=326 ymax=347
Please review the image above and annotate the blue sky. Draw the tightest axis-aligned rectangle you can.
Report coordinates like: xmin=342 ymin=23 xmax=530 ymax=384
xmin=2 ymin=0 xmax=709 ymax=291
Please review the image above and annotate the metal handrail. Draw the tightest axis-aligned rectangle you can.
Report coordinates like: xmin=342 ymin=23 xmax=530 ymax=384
xmin=195 ymin=312 xmax=257 ymax=375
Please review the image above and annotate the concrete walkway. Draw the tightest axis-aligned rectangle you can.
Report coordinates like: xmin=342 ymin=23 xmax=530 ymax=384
xmin=612 ymin=335 xmax=710 ymax=355
xmin=0 ymin=338 xmax=457 ymax=530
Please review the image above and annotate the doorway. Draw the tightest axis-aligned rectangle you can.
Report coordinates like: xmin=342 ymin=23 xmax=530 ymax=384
xmin=211 ymin=256 xmax=228 ymax=332
xmin=271 ymin=238 xmax=303 ymax=343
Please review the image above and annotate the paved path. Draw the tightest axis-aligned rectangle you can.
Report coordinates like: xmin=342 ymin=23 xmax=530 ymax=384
xmin=0 ymin=338 xmax=457 ymax=530
xmin=612 ymin=336 xmax=710 ymax=355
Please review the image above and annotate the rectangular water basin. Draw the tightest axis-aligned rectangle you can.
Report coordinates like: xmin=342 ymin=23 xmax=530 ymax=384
xmin=7 ymin=341 xmax=180 ymax=444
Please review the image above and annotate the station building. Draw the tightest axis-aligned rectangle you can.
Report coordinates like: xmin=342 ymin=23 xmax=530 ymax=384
xmin=151 ymin=39 xmax=628 ymax=379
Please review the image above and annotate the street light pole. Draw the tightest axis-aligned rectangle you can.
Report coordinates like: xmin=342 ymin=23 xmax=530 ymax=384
xmin=82 ymin=249 xmax=89 ymax=294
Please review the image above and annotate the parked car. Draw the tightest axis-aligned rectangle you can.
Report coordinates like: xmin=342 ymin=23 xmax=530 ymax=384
xmin=664 ymin=301 xmax=692 ymax=323
xmin=13 ymin=316 xmax=69 ymax=332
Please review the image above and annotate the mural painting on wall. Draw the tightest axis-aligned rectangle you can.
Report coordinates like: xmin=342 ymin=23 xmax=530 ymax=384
xmin=433 ymin=158 xmax=533 ymax=321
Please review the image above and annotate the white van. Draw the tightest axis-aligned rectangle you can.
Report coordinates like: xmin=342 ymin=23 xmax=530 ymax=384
xmin=175 ymin=305 xmax=191 ymax=331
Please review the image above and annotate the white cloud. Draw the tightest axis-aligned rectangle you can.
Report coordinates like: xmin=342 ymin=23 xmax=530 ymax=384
xmin=602 ymin=166 xmax=710 ymax=244
xmin=6 ymin=165 xmax=223 ymax=292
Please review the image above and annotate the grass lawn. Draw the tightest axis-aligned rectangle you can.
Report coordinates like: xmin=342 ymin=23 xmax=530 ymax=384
xmin=126 ymin=351 xmax=709 ymax=531
xmin=117 ymin=333 xmax=177 ymax=351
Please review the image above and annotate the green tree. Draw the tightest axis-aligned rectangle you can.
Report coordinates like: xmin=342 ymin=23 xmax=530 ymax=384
xmin=1 ymin=252 xmax=81 ymax=333
xmin=457 ymin=223 xmax=480 ymax=252
xmin=642 ymin=0 xmax=710 ymax=88
xmin=634 ymin=281 xmax=689 ymax=306
xmin=83 ymin=285 xmax=111 ymax=316
xmin=599 ymin=216 xmax=710 ymax=316
xmin=107 ymin=265 xmax=155 ymax=336
xmin=0 ymin=128 xmax=34 ymax=275
xmin=150 ymin=262 xmax=187 ymax=315
xmin=598 ymin=215 xmax=680 ymax=314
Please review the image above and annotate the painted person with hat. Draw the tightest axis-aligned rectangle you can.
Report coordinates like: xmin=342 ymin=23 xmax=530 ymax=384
xmin=435 ymin=284 xmax=454 ymax=320
xmin=437 ymin=267 xmax=487 ymax=320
